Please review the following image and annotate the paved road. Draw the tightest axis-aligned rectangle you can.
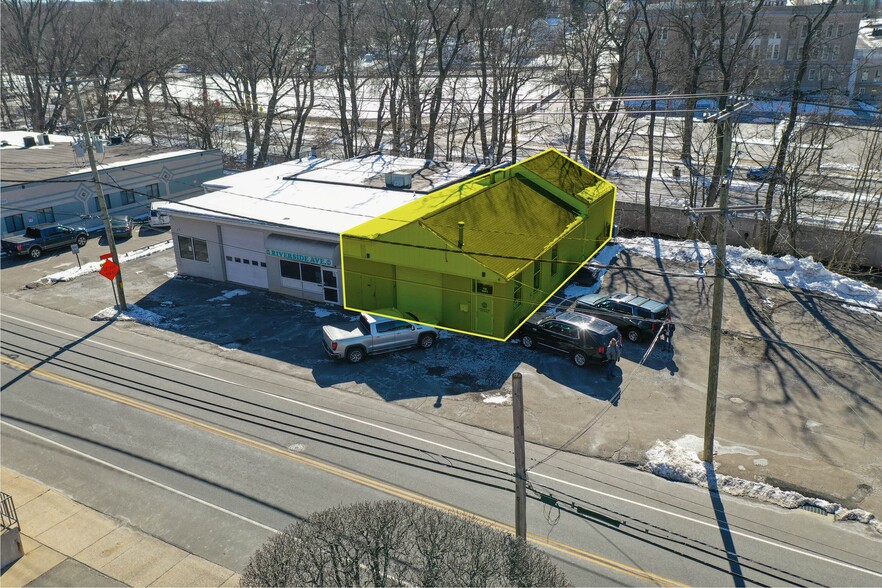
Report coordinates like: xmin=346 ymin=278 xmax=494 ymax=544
xmin=2 ymin=296 xmax=881 ymax=586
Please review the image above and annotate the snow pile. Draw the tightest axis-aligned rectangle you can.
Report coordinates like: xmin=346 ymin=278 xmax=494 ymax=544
xmin=622 ymin=237 xmax=881 ymax=314
xmin=207 ymin=289 xmax=251 ymax=302
xmin=37 ymin=240 xmax=175 ymax=285
xmin=92 ymin=304 xmax=166 ymax=327
xmin=641 ymin=437 xmax=882 ymax=535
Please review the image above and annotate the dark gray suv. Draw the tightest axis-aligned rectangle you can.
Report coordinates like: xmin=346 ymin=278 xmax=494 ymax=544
xmin=518 ymin=311 xmax=622 ymax=367
xmin=568 ymin=292 xmax=670 ymax=343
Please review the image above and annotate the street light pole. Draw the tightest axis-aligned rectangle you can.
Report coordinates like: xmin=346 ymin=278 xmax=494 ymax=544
xmin=71 ymin=79 xmax=128 ymax=311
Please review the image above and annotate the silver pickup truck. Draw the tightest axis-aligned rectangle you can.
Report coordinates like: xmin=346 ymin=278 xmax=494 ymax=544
xmin=322 ymin=312 xmax=438 ymax=363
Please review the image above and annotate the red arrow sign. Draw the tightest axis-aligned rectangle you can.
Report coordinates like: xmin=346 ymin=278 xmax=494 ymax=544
xmin=99 ymin=260 xmax=120 ymax=281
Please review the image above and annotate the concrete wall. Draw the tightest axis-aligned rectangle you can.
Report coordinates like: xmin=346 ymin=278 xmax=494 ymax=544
xmin=616 ymin=201 xmax=882 ymax=268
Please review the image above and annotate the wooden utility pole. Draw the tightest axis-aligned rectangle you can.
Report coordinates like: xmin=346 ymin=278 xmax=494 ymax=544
xmin=512 ymin=372 xmax=527 ymax=540
xmin=71 ymin=79 xmax=128 ymax=311
xmin=694 ymin=99 xmax=755 ymax=462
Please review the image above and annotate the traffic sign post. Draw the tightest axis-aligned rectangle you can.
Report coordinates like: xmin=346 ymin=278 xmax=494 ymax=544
xmin=99 ymin=260 xmax=121 ymax=309
xmin=70 ymin=244 xmax=81 ymax=269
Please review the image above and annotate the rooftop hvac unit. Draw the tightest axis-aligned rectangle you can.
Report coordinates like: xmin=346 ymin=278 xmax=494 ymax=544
xmin=385 ymin=172 xmax=412 ymax=189
xmin=22 ymin=136 xmax=36 ymax=148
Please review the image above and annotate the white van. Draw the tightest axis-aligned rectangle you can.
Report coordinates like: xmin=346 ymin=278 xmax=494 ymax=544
xmin=148 ymin=202 xmax=171 ymax=228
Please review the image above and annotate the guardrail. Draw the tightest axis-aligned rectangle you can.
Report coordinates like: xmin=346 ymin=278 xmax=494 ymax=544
xmin=0 ymin=492 xmax=20 ymax=531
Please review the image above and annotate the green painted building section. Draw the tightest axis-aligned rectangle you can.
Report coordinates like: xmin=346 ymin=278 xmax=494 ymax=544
xmin=341 ymin=148 xmax=617 ymax=340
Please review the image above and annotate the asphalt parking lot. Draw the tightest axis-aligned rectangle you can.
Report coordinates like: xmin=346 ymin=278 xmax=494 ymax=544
xmin=2 ymin=232 xmax=881 ymax=519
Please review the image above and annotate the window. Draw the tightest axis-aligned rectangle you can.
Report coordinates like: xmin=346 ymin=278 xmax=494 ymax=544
xmin=862 ymin=70 xmax=869 ymax=81
xmin=822 ymin=46 xmax=829 ymax=61
xmin=876 ymin=69 xmax=881 ymax=81
xmin=94 ymin=194 xmax=112 ymax=212
xmin=750 ymin=40 xmax=760 ymax=59
xmin=550 ymin=245 xmax=559 ymax=275
xmin=145 ymin=183 xmax=160 ymax=198
xmin=4 ymin=214 xmax=24 ymax=233
xmin=787 ymin=46 xmax=795 ymax=61
xmin=281 ymin=260 xmax=300 ymax=279
xmin=808 ymin=69 xmax=817 ymax=81
xmin=833 ymin=45 xmax=840 ymax=60
xmin=660 ymin=27 xmax=668 ymax=41
xmin=121 ymin=189 xmax=136 ymax=204
xmin=768 ymin=43 xmax=780 ymax=59
xmin=301 ymin=264 xmax=321 ymax=284
xmin=825 ymin=24 xmax=833 ymax=38
xmin=513 ymin=273 xmax=522 ymax=308
xmin=797 ymin=46 xmax=804 ymax=60
xmin=35 ymin=207 xmax=55 ymax=223
xmin=178 ymin=236 xmax=209 ymax=262
xmin=836 ymin=24 xmax=843 ymax=38
xmin=533 ymin=261 xmax=541 ymax=290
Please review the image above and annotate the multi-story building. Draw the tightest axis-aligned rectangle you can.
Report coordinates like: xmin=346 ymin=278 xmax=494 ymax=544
xmin=627 ymin=1 xmax=865 ymax=98
xmin=850 ymin=18 xmax=882 ymax=102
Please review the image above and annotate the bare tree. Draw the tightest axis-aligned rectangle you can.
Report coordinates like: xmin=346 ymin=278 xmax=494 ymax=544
xmin=1 ymin=0 xmax=84 ymax=132
xmin=240 ymin=501 xmax=570 ymax=587
xmin=759 ymin=0 xmax=838 ymax=253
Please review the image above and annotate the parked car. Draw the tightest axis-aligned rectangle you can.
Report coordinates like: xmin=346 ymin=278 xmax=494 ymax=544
xmin=1 ymin=222 xmax=88 ymax=259
xmin=518 ymin=311 xmax=621 ymax=367
xmin=567 ymin=292 xmax=670 ymax=343
xmin=572 ymin=261 xmax=601 ymax=286
xmin=747 ymin=166 xmax=780 ymax=181
xmin=322 ymin=311 xmax=438 ymax=364
xmin=110 ymin=216 xmax=134 ymax=239
xmin=148 ymin=203 xmax=171 ymax=228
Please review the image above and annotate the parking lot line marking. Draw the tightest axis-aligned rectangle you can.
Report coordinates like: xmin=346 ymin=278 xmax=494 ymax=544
xmin=4 ymin=313 xmax=880 ymax=579
xmin=1 ymin=354 xmax=684 ymax=588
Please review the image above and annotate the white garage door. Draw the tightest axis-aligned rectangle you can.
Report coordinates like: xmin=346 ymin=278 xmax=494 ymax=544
xmin=222 ymin=226 xmax=268 ymax=289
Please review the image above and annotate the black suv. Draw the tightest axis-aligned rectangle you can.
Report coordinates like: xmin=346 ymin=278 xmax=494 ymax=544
xmin=567 ymin=293 xmax=670 ymax=343
xmin=518 ymin=311 xmax=621 ymax=367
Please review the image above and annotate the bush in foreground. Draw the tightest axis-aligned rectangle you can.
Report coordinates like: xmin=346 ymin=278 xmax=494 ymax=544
xmin=240 ymin=500 xmax=569 ymax=587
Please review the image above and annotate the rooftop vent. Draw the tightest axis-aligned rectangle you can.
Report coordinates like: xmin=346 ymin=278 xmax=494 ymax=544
xmin=385 ymin=172 xmax=412 ymax=189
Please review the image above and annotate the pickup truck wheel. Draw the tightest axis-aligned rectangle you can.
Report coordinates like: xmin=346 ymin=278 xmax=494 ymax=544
xmin=76 ymin=235 xmax=88 ymax=247
xmin=345 ymin=347 xmax=366 ymax=364
xmin=418 ymin=333 xmax=436 ymax=349
xmin=521 ymin=335 xmax=535 ymax=349
xmin=572 ymin=350 xmax=588 ymax=367
xmin=626 ymin=328 xmax=641 ymax=343
xmin=29 ymin=246 xmax=43 ymax=259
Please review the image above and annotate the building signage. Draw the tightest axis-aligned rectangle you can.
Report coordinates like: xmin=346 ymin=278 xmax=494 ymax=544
xmin=266 ymin=248 xmax=334 ymax=267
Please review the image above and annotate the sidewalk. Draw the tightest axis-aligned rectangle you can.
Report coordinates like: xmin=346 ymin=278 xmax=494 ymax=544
xmin=0 ymin=468 xmax=240 ymax=588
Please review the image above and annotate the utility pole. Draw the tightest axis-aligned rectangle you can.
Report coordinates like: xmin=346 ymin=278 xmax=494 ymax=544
xmin=512 ymin=372 xmax=527 ymax=540
xmin=693 ymin=98 xmax=754 ymax=463
xmin=71 ymin=79 xmax=128 ymax=311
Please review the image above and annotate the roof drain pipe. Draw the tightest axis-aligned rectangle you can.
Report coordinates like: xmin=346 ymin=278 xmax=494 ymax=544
xmin=458 ymin=221 xmax=465 ymax=249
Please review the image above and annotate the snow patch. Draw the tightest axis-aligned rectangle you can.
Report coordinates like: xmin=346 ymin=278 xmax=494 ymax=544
xmin=208 ymin=289 xmax=251 ymax=302
xmin=91 ymin=305 xmax=166 ymax=327
xmin=482 ymin=393 xmax=512 ymax=405
xmin=621 ymin=237 xmax=881 ymax=316
xmin=37 ymin=241 xmax=175 ymax=285
xmin=641 ymin=436 xmax=881 ymax=535
xmin=313 ymin=307 xmax=334 ymax=318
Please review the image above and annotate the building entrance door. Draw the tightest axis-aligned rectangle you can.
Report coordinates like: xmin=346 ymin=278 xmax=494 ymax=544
xmin=474 ymin=293 xmax=493 ymax=335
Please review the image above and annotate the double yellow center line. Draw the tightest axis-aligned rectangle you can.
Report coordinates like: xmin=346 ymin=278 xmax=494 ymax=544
xmin=1 ymin=354 xmax=684 ymax=587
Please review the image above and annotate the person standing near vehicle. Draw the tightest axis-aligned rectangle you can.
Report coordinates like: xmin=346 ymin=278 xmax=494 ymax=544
xmin=606 ymin=338 xmax=621 ymax=379
xmin=662 ymin=320 xmax=676 ymax=351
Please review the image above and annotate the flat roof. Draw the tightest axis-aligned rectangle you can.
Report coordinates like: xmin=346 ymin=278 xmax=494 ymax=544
xmin=160 ymin=155 xmax=487 ymax=236
xmin=0 ymin=131 xmax=205 ymax=186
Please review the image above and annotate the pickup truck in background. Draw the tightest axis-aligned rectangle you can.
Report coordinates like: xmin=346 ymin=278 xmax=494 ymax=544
xmin=322 ymin=311 xmax=438 ymax=363
xmin=1 ymin=222 xmax=88 ymax=259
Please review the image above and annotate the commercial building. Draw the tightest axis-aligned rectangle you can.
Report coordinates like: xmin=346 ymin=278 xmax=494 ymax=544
xmin=850 ymin=19 xmax=882 ymax=102
xmin=158 ymin=155 xmax=484 ymax=306
xmin=159 ymin=150 xmax=616 ymax=340
xmin=342 ymin=150 xmax=616 ymax=340
xmin=0 ymin=131 xmax=222 ymax=236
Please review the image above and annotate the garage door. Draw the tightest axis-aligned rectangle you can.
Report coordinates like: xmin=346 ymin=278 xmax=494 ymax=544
xmin=221 ymin=226 xmax=268 ymax=289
